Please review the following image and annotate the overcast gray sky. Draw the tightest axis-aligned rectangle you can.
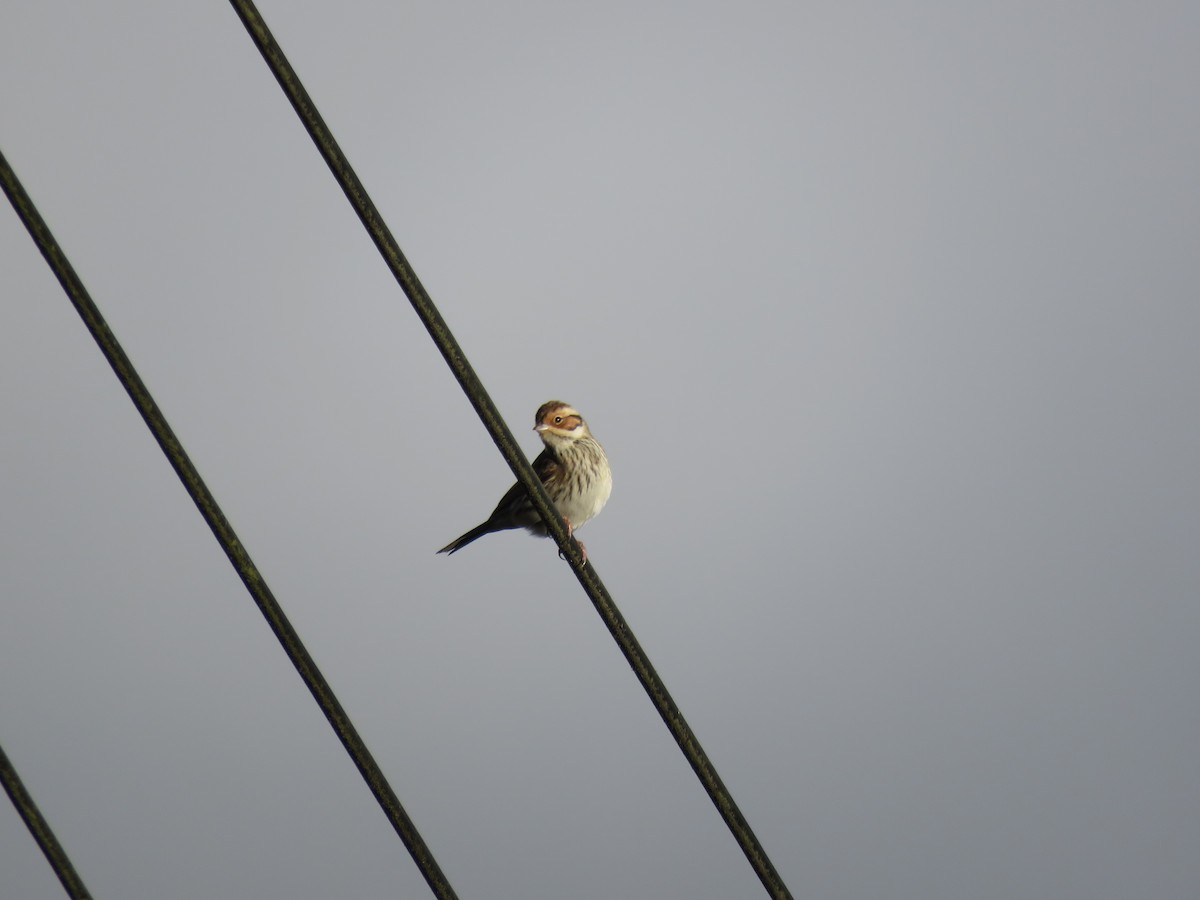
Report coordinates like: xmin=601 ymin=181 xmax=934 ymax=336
xmin=3 ymin=2 xmax=1198 ymax=898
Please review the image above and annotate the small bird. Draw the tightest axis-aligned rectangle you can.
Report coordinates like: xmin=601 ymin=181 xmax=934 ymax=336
xmin=438 ymin=401 xmax=612 ymax=561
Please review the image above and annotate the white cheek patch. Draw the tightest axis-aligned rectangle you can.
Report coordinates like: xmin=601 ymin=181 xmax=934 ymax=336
xmin=542 ymin=416 xmax=582 ymax=439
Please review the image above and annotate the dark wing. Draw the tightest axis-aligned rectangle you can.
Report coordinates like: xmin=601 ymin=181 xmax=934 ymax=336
xmin=485 ymin=446 xmax=562 ymax=530
xmin=437 ymin=447 xmax=562 ymax=553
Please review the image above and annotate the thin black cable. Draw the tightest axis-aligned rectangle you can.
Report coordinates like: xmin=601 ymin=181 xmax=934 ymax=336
xmin=226 ymin=4 xmax=793 ymax=897
xmin=0 ymin=149 xmax=458 ymax=900
xmin=0 ymin=741 xmax=93 ymax=899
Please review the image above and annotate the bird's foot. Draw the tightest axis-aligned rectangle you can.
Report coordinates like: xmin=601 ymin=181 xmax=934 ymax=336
xmin=557 ymin=518 xmax=587 ymax=562
xmin=558 ymin=540 xmax=588 ymax=563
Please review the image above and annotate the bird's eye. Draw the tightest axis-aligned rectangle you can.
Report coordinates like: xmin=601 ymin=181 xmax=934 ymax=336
xmin=554 ymin=416 xmax=563 ymax=424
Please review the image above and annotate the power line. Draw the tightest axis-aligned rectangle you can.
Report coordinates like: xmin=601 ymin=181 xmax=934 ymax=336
xmin=0 ymin=149 xmax=458 ymax=900
xmin=0 ymin=741 xmax=93 ymax=899
xmin=226 ymin=3 xmax=794 ymax=897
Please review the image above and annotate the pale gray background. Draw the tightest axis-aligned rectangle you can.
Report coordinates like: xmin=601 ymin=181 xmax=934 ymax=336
xmin=2 ymin=2 xmax=1198 ymax=898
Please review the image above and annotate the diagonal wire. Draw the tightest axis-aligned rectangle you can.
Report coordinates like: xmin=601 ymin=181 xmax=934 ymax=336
xmin=0 ymin=149 xmax=458 ymax=900
xmin=0 ymin=741 xmax=93 ymax=899
xmin=226 ymin=3 xmax=794 ymax=897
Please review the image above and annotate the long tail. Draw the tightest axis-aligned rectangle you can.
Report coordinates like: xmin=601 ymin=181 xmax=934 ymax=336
xmin=437 ymin=521 xmax=501 ymax=555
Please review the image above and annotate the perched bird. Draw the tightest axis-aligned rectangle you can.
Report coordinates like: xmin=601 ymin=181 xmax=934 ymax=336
xmin=438 ymin=401 xmax=612 ymax=561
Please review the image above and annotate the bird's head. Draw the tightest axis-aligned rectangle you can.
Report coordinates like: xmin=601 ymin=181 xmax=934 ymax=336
xmin=534 ymin=401 xmax=588 ymax=447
